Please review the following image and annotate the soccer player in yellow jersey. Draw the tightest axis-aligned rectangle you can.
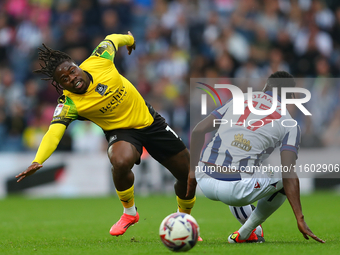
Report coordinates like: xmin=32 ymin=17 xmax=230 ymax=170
xmin=16 ymin=32 xmax=198 ymax=237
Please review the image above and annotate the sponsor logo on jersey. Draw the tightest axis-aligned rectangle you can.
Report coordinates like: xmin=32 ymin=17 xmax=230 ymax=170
xmin=95 ymin=83 xmax=108 ymax=96
xmin=254 ymin=181 xmax=261 ymax=189
xmin=231 ymin=134 xmax=252 ymax=151
xmin=104 ymin=90 xmax=113 ymax=96
xmin=99 ymin=86 xmax=127 ymax=113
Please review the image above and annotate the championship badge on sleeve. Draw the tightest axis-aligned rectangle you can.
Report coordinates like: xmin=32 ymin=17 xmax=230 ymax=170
xmin=52 ymin=103 xmax=70 ymax=122
xmin=54 ymin=104 xmax=64 ymax=117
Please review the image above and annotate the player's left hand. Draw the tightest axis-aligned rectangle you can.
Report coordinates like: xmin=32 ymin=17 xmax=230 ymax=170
xmin=297 ymin=218 xmax=325 ymax=243
xmin=126 ymin=31 xmax=135 ymax=55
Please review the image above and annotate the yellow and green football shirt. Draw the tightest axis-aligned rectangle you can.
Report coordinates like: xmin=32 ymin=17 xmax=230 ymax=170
xmin=33 ymin=34 xmax=154 ymax=164
xmin=51 ymin=34 xmax=154 ymax=131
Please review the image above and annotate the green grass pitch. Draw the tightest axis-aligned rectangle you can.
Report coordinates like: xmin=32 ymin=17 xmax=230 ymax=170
xmin=0 ymin=192 xmax=338 ymax=255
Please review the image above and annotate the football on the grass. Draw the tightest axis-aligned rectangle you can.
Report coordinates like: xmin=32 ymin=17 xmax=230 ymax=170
xmin=159 ymin=212 xmax=200 ymax=252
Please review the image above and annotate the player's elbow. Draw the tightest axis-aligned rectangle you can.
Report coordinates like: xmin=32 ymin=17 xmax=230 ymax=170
xmin=105 ymin=34 xmax=118 ymax=38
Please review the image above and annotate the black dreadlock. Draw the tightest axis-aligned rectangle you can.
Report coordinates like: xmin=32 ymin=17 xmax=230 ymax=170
xmin=34 ymin=44 xmax=73 ymax=94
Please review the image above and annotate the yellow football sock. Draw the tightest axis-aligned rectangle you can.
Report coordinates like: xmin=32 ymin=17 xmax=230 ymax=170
xmin=177 ymin=196 xmax=196 ymax=214
xmin=116 ymin=185 xmax=135 ymax=208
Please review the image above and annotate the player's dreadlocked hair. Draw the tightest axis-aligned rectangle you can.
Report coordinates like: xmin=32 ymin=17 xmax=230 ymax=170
xmin=34 ymin=44 xmax=73 ymax=94
xmin=266 ymin=71 xmax=296 ymax=98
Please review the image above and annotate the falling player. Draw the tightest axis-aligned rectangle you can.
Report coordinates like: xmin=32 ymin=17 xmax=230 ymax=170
xmin=190 ymin=71 xmax=324 ymax=243
xmin=16 ymin=32 xmax=198 ymax=237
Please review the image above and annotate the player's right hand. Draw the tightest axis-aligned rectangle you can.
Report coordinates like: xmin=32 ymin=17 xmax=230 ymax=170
xmin=297 ymin=218 xmax=325 ymax=243
xmin=126 ymin=31 xmax=135 ymax=55
xmin=16 ymin=162 xmax=43 ymax=182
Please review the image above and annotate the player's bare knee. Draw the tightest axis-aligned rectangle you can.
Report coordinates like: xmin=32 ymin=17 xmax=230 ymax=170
xmin=174 ymin=178 xmax=187 ymax=189
xmin=110 ymin=156 xmax=134 ymax=172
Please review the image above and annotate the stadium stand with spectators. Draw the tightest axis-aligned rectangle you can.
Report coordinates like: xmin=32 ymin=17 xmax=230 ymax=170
xmin=1 ymin=0 xmax=340 ymax=153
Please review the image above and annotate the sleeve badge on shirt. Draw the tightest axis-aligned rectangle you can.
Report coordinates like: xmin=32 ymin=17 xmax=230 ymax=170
xmin=53 ymin=104 xmax=64 ymax=116
xmin=95 ymin=83 xmax=108 ymax=96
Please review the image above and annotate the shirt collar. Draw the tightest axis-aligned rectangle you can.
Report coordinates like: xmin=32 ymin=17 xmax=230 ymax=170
xmin=84 ymin=70 xmax=93 ymax=83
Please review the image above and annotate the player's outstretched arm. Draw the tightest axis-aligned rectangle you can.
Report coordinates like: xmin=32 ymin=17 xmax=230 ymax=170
xmin=190 ymin=114 xmax=218 ymax=173
xmin=105 ymin=31 xmax=135 ymax=55
xmin=281 ymin=150 xmax=325 ymax=243
xmin=187 ymin=114 xmax=219 ymax=197
xmin=15 ymin=123 xmax=66 ymax=182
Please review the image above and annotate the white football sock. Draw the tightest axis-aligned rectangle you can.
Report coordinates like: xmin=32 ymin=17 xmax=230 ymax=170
xmin=124 ymin=203 xmax=137 ymax=216
xmin=229 ymin=205 xmax=253 ymax=224
xmin=238 ymin=192 xmax=286 ymax=239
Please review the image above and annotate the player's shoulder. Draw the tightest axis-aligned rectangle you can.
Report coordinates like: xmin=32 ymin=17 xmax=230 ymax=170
xmin=90 ymin=39 xmax=116 ymax=61
xmin=57 ymin=94 xmax=76 ymax=106
xmin=57 ymin=94 xmax=66 ymax=104
xmin=281 ymin=120 xmax=301 ymax=140
xmin=52 ymin=94 xmax=78 ymax=123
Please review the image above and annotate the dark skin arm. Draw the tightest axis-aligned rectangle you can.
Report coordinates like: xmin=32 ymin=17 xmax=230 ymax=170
xmin=281 ymin=150 xmax=325 ymax=243
xmin=186 ymin=114 xmax=219 ymax=197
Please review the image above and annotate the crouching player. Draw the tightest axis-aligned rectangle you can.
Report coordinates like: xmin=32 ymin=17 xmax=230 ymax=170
xmin=190 ymin=71 xmax=324 ymax=243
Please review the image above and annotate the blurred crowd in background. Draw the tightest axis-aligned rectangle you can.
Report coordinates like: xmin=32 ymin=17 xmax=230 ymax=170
xmin=1 ymin=0 xmax=340 ymax=153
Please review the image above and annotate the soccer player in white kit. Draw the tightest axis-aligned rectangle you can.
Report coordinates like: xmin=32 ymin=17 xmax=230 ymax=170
xmin=190 ymin=71 xmax=324 ymax=243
